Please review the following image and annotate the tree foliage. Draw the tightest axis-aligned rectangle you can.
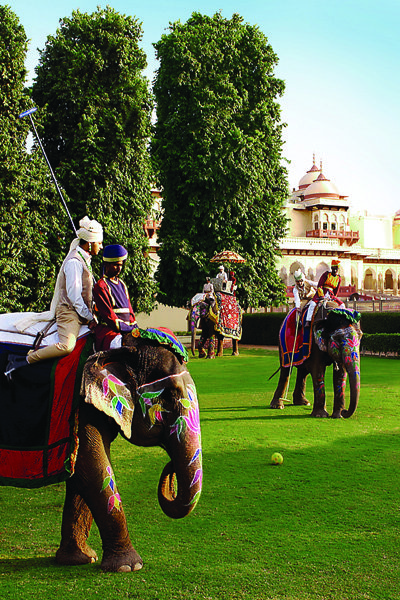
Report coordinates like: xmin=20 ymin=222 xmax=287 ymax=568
xmin=152 ymin=12 xmax=288 ymax=309
xmin=0 ymin=5 xmax=70 ymax=313
xmin=31 ymin=6 xmax=156 ymax=312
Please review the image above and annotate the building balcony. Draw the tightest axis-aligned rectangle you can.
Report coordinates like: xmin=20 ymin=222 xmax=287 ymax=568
xmin=306 ymin=229 xmax=360 ymax=246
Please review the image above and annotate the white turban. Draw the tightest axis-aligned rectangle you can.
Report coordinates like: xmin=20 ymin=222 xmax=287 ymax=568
xmin=69 ymin=216 xmax=103 ymax=251
xmin=76 ymin=216 xmax=103 ymax=242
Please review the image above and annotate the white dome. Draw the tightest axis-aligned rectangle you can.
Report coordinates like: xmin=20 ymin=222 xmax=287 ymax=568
xmin=298 ymin=156 xmax=320 ymax=190
xmin=304 ymin=172 xmax=339 ymax=199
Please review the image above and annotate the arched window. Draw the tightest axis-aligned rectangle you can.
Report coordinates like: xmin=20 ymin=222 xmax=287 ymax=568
xmin=322 ymin=213 xmax=329 ymax=231
xmin=385 ymin=270 xmax=394 ymax=290
xmin=339 ymin=214 xmax=346 ymax=231
xmin=364 ymin=269 xmax=374 ymax=290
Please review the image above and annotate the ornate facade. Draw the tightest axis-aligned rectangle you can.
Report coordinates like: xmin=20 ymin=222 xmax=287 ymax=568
xmin=279 ymin=156 xmax=400 ymax=296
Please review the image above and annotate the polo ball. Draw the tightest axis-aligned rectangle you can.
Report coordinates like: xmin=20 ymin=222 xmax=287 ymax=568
xmin=271 ymin=452 xmax=283 ymax=465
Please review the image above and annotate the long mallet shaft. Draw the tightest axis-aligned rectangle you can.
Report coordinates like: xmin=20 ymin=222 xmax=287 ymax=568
xmin=19 ymin=107 xmax=77 ymax=237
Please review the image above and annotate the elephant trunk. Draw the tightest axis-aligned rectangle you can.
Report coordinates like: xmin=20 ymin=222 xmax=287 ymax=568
xmin=191 ymin=327 xmax=196 ymax=357
xmin=158 ymin=454 xmax=202 ymax=519
xmin=340 ymin=328 xmax=361 ymax=418
xmin=158 ymin=380 xmax=202 ymax=519
xmin=341 ymin=358 xmax=360 ymax=418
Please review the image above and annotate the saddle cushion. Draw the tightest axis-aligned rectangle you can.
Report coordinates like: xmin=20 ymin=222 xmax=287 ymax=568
xmin=0 ymin=335 xmax=93 ymax=488
xmin=279 ymin=308 xmax=313 ymax=368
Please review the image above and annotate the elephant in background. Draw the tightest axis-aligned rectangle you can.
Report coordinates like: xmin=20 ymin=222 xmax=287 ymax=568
xmin=189 ymin=292 xmax=241 ymax=359
xmin=270 ymin=303 xmax=362 ymax=418
xmin=3 ymin=335 xmax=202 ymax=572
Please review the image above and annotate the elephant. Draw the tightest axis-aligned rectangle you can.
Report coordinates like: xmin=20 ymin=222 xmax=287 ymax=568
xmin=189 ymin=292 xmax=242 ymax=359
xmin=1 ymin=333 xmax=202 ymax=572
xmin=270 ymin=303 xmax=362 ymax=418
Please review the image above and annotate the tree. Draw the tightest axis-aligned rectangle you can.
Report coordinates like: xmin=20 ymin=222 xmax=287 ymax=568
xmin=31 ymin=6 xmax=156 ymax=312
xmin=152 ymin=12 xmax=288 ymax=309
xmin=0 ymin=5 xmax=70 ymax=313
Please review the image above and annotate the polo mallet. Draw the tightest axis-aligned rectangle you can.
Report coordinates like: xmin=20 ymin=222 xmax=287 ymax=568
xmin=19 ymin=107 xmax=77 ymax=237
xmin=281 ymin=310 xmax=300 ymax=403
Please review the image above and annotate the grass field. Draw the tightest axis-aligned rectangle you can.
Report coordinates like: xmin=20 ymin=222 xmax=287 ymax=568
xmin=1 ymin=348 xmax=399 ymax=600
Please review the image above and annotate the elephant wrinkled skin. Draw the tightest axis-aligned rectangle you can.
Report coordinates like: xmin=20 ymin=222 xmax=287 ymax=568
xmin=270 ymin=305 xmax=362 ymax=418
xmin=53 ymin=335 xmax=202 ymax=572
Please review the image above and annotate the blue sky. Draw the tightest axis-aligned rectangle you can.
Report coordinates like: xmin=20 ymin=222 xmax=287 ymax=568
xmin=8 ymin=0 xmax=400 ymax=216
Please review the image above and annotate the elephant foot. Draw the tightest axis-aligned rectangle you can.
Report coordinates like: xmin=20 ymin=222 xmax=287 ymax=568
xmin=310 ymin=409 xmax=329 ymax=418
xmin=270 ymin=399 xmax=284 ymax=410
xmin=231 ymin=351 xmax=239 ymax=356
xmin=56 ymin=543 xmax=98 ymax=566
xmin=216 ymin=351 xmax=223 ymax=357
xmin=331 ymin=410 xmax=343 ymax=419
xmin=206 ymin=355 xmax=215 ymax=359
xmin=293 ymin=398 xmax=310 ymax=406
xmin=101 ymin=548 xmax=143 ymax=573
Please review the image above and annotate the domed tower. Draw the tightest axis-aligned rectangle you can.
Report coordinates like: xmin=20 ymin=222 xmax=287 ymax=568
xmin=298 ymin=154 xmax=321 ymax=191
xmin=303 ymin=162 xmax=340 ymax=201
xmin=393 ymin=210 xmax=400 ymax=249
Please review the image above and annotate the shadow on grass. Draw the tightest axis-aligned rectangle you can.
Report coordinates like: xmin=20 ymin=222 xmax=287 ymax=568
xmin=0 ymin=555 xmax=102 ymax=574
xmin=201 ymin=404 xmax=314 ymax=421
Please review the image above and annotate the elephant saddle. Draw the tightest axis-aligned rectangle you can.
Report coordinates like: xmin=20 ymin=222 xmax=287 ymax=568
xmin=279 ymin=308 xmax=313 ymax=368
xmin=214 ymin=292 xmax=242 ymax=340
xmin=0 ymin=334 xmax=93 ymax=488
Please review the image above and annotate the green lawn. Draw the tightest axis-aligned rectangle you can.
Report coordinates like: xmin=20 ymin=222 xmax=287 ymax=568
xmin=1 ymin=348 xmax=399 ymax=600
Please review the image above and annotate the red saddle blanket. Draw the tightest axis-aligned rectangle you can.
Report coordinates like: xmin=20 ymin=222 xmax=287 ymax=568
xmin=214 ymin=291 xmax=242 ymax=339
xmin=279 ymin=308 xmax=313 ymax=368
xmin=0 ymin=335 xmax=93 ymax=488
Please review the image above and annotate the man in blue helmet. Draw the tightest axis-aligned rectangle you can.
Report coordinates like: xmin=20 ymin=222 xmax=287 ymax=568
xmin=93 ymin=244 xmax=139 ymax=351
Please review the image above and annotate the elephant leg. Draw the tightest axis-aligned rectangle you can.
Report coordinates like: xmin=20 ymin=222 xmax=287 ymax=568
xmin=270 ymin=366 xmax=290 ymax=409
xmin=310 ymin=370 xmax=329 ymax=418
xmin=332 ymin=363 xmax=347 ymax=418
xmin=65 ymin=405 xmax=143 ymax=572
xmin=207 ymin=335 xmax=216 ymax=359
xmin=56 ymin=479 xmax=98 ymax=565
xmin=198 ymin=336 xmax=206 ymax=358
xmin=292 ymin=366 xmax=310 ymax=406
xmin=216 ymin=334 xmax=224 ymax=357
xmin=232 ymin=338 xmax=239 ymax=356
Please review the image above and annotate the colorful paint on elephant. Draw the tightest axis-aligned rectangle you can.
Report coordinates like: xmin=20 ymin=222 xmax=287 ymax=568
xmin=102 ymin=373 xmax=133 ymax=419
xmin=101 ymin=465 xmax=122 ymax=513
xmin=170 ymin=383 xmax=201 ymax=440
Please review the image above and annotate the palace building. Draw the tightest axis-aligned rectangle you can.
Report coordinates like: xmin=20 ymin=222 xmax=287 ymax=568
xmin=279 ymin=155 xmax=400 ymax=297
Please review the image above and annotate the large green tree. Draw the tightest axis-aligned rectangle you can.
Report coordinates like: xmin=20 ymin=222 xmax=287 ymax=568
xmin=152 ymin=12 xmax=288 ymax=309
xmin=31 ymin=6 xmax=156 ymax=312
xmin=0 ymin=5 xmax=70 ymax=313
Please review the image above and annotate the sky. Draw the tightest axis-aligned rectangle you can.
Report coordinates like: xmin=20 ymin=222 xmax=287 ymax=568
xmin=8 ymin=0 xmax=400 ymax=217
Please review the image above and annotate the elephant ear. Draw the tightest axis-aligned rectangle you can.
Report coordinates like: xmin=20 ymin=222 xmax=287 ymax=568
xmin=80 ymin=348 xmax=137 ymax=439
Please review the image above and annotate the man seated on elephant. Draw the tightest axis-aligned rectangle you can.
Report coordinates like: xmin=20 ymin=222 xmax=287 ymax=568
xmin=93 ymin=244 xmax=140 ymax=351
xmin=6 ymin=216 xmax=103 ymax=376
xmin=216 ymin=265 xmax=228 ymax=289
xmin=305 ymin=259 xmax=345 ymax=326
xmin=202 ymin=276 xmax=214 ymax=299
xmin=292 ymin=269 xmax=317 ymax=321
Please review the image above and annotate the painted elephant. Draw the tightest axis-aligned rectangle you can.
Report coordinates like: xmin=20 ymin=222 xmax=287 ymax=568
xmin=189 ymin=292 xmax=242 ymax=359
xmin=270 ymin=303 xmax=362 ymax=418
xmin=2 ymin=334 xmax=202 ymax=572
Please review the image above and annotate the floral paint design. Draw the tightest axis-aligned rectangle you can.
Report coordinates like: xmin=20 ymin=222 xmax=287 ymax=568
xmin=170 ymin=384 xmax=201 ymax=441
xmin=102 ymin=372 xmax=133 ymax=419
xmin=170 ymin=384 xmax=203 ymax=509
xmin=101 ymin=465 xmax=121 ymax=513
xmin=137 ymin=389 xmax=168 ymax=427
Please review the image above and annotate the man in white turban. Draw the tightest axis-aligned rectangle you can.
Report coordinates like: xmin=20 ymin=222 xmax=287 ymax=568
xmin=6 ymin=217 xmax=103 ymax=374
xmin=292 ymin=269 xmax=318 ymax=318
